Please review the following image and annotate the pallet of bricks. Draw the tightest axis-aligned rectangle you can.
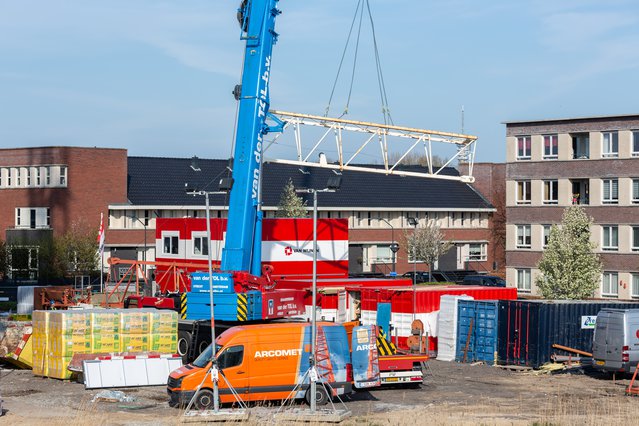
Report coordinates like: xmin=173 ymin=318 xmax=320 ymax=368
xmin=32 ymin=309 xmax=177 ymax=379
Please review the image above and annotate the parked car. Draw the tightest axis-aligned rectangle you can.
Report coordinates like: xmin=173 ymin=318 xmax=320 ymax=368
xmin=462 ymin=275 xmax=506 ymax=287
xmin=401 ymin=271 xmax=430 ymax=283
xmin=592 ymin=309 xmax=639 ymax=374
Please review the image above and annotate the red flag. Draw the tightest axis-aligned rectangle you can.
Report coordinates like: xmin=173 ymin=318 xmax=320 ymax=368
xmin=97 ymin=213 xmax=105 ymax=255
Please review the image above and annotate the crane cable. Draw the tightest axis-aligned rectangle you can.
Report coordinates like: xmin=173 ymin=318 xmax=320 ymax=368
xmin=324 ymin=0 xmax=393 ymax=126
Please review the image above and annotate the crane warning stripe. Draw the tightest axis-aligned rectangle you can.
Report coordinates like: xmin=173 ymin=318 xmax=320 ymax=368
xmin=180 ymin=293 xmax=187 ymax=320
xmin=377 ymin=329 xmax=397 ymax=356
xmin=237 ymin=294 xmax=248 ymax=321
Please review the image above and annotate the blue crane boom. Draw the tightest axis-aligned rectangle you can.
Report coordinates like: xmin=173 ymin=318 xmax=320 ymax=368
xmin=222 ymin=0 xmax=281 ymax=278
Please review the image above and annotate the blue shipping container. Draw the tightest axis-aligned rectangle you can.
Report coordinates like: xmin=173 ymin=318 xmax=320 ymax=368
xmin=456 ymin=300 xmax=499 ymax=363
xmin=186 ymin=291 xmax=262 ymax=321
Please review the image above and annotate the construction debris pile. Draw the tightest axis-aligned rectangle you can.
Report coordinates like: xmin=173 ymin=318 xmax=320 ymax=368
xmin=32 ymin=309 xmax=177 ymax=379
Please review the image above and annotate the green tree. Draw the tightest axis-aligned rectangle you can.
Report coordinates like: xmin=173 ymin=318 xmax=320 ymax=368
xmin=405 ymin=221 xmax=452 ymax=282
xmin=56 ymin=220 xmax=99 ymax=276
xmin=536 ymin=205 xmax=602 ymax=299
xmin=276 ymin=178 xmax=308 ymax=218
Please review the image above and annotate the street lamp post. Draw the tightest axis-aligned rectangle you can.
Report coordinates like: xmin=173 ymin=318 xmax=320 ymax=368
xmin=186 ymin=187 xmax=227 ymax=413
xmin=379 ymin=218 xmax=399 ymax=275
xmin=132 ymin=215 xmax=148 ymax=279
xmin=296 ymin=175 xmax=341 ymax=414
xmin=407 ymin=217 xmax=418 ymax=321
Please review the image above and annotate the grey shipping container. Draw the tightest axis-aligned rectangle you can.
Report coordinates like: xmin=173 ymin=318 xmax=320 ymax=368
xmin=498 ymin=300 xmax=639 ymax=368
xmin=456 ymin=300 xmax=499 ymax=363
xmin=17 ymin=286 xmax=36 ymax=314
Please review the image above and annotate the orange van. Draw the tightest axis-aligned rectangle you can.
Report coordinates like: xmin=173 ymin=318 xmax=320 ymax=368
xmin=167 ymin=322 xmax=353 ymax=408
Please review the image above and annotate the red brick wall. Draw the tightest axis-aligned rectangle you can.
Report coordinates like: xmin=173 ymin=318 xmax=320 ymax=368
xmin=0 ymin=147 xmax=128 ymax=239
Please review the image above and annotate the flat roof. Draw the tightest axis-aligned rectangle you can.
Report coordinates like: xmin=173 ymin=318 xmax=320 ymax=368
xmin=502 ymin=113 xmax=639 ymax=125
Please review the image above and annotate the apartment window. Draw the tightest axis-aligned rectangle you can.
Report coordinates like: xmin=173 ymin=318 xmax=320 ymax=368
xmin=0 ymin=168 xmax=3 ymax=187
xmin=374 ymin=245 xmax=392 ymax=263
xmin=572 ymin=134 xmax=590 ymax=159
xmin=193 ymin=235 xmax=209 ymax=256
xmin=517 ymin=136 xmax=531 ymax=160
xmin=468 ymin=243 xmax=487 ymax=261
xmin=162 ymin=235 xmax=179 ymax=255
xmin=602 ymin=131 xmax=619 ymax=158
xmin=602 ymin=226 xmax=618 ymax=251
xmin=59 ymin=166 xmax=67 ymax=186
xmin=543 ymin=225 xmax=552 ymax=248
xmin=633 ymin=179 xmax=639 ymax=203
xmin=602 ymin=272 xmax=619 ymax=297
xmin=516 ymin=269 xmax=531 ymax=292
xmin=633 ymin=226 xmax=639 ymax=251
xmin=543 ymin=180 xmax=558 ymax=205
xmin=516 ymin=181 xmax=531 ymax=205
xmin=7 ymin=169 xmax=11 ymax=187
xmin=543 ymin=135 xmax=558 ymax=159
xmin=16 ymin=168 xmax=21 ymax=186
xmin=516 ymin=225 xmax=531 ymax=249
xmin=45 ymin=167 xmax=51 ymax=185
xmin=15 ymin=207 xmax=50 ymax=229
xmin=602 ymin=179 xmax=618 ymax=204
xmin=26 ymin=168 xmax=32 ymax=186
xmin=633 ymin=274 xmax=639 ymax=298
xmin=633 ymin=131 xmax=639 ymax=156
xmin=34 ymin=168 xmax=41 ymax=186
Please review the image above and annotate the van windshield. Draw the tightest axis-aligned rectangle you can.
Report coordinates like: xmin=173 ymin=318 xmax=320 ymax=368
xmin=192 ymin=344 xmax=222 ymax=368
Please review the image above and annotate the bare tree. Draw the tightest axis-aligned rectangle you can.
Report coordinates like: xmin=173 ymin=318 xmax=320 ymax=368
xmin=405 ymin=221 xmax=452 ymax=282
xmin=388 ymin=152 xmax=449 ymax=168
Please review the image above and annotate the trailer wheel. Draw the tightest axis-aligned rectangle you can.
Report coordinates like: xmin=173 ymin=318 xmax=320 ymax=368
xmin=198 ymin=339 xmax=211 ymax=355
xmin=193 ymin=389 xmax=216 ymax=410
xmin=305 ymin=384 xmax=329 ymax=406
xmin=177 ymin=330 xmax=191 ymax=364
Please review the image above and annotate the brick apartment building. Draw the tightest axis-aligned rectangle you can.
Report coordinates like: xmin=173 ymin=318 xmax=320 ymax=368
xmin=0 ymin=146 xmax=499 ymax=284
xmin=504 ymin=114 xmax=639 ymax=298
xmin=0 ymin=147 xmax=127 ymax=281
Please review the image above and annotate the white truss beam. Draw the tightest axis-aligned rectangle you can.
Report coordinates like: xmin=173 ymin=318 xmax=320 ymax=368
xmin=267 ymin=110 xmax=478 ymax=183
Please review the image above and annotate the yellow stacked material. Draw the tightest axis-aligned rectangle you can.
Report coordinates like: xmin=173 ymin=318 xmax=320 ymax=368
xmin=91 ymin=311 xmax=120 ymax=334
xmin=149 ymin=310 xmax=178 ymax=334
xmin=120 ymin=310 xmax=150 ymax=335
xmin=149 ymin=333 xmax=177 ymax=353
xmin=92 ymin=333 xmax=121 ymax=352
xmin=121 ymin=334 xmax=149 ymax=352
xmin=48 ymin=355 xmax=73 ymax=380
xmin=48 ymin=311 xmax=92 ymax=358
xmin=32 ymin=311 xmax=50 ymax=377
xmin=90 ymin=310 xmax=121 ymax=352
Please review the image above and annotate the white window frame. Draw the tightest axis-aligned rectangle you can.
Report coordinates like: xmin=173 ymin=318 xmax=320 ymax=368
xmin=602 ymin=179 xmax=618 ymax=204
xmin=633 ymin=226 xmax=639 ymax=252
xmin=162 ymin=232 xmax=180 ymax=256
xmin=516 ymin=268 xmax=531 ymax=292
xmin=543 ymin=180 xmax=558 ymax=205
xmin=15 ymin=207 xmax=51 ymax=229
xmin=602 ymin=131 xmax=619 ymax=158
xmin=602 ymin=225 xmax=618 ymax=251
xmin=468 ymin=243 xmax=487 ymax=261
xmin=542 ymin=224 xmax=552 ymax=248
xmin=517 ymin=136 xmax=531 ymax=160
xmin=543 ymin=134 xmax=558 ymax=159
xmin=45 ymin=166 xmax=51 ymax=186
xmin=633 ymin=131 xmax=639 ymax=157
xmin=192 ymin=232 xmax=209 ymax=257
xmin=633 ymin=179 xmax=639 ymax=204
xmin=632 ymin=274 xmax=639 ymax=298
xmin=516 ymin=181 xmax=531 ymax=205
xmin=59 ymin=166 xmax=67 ymax=186
xmin=602 ymin=272 xmax=619 ymax=297
xmin=516 ymin=225 xmax=532 ymax=249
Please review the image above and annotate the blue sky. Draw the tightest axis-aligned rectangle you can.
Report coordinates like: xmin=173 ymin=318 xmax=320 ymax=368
xmin=1 ymin=0 xmax=638 ymax=163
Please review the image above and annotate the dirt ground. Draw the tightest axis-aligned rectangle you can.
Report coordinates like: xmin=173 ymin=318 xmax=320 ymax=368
xmin=2 ymin=360 xmax=639 ymax=425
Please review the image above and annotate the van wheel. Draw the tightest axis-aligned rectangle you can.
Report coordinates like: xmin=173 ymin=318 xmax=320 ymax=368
xmin=194 ymin=389 xmax=216 ymax=410
xmin=177 ymin=331 xmax=191 ymax=364
xmin=305 ymin=384 xmax=330 ymax=406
